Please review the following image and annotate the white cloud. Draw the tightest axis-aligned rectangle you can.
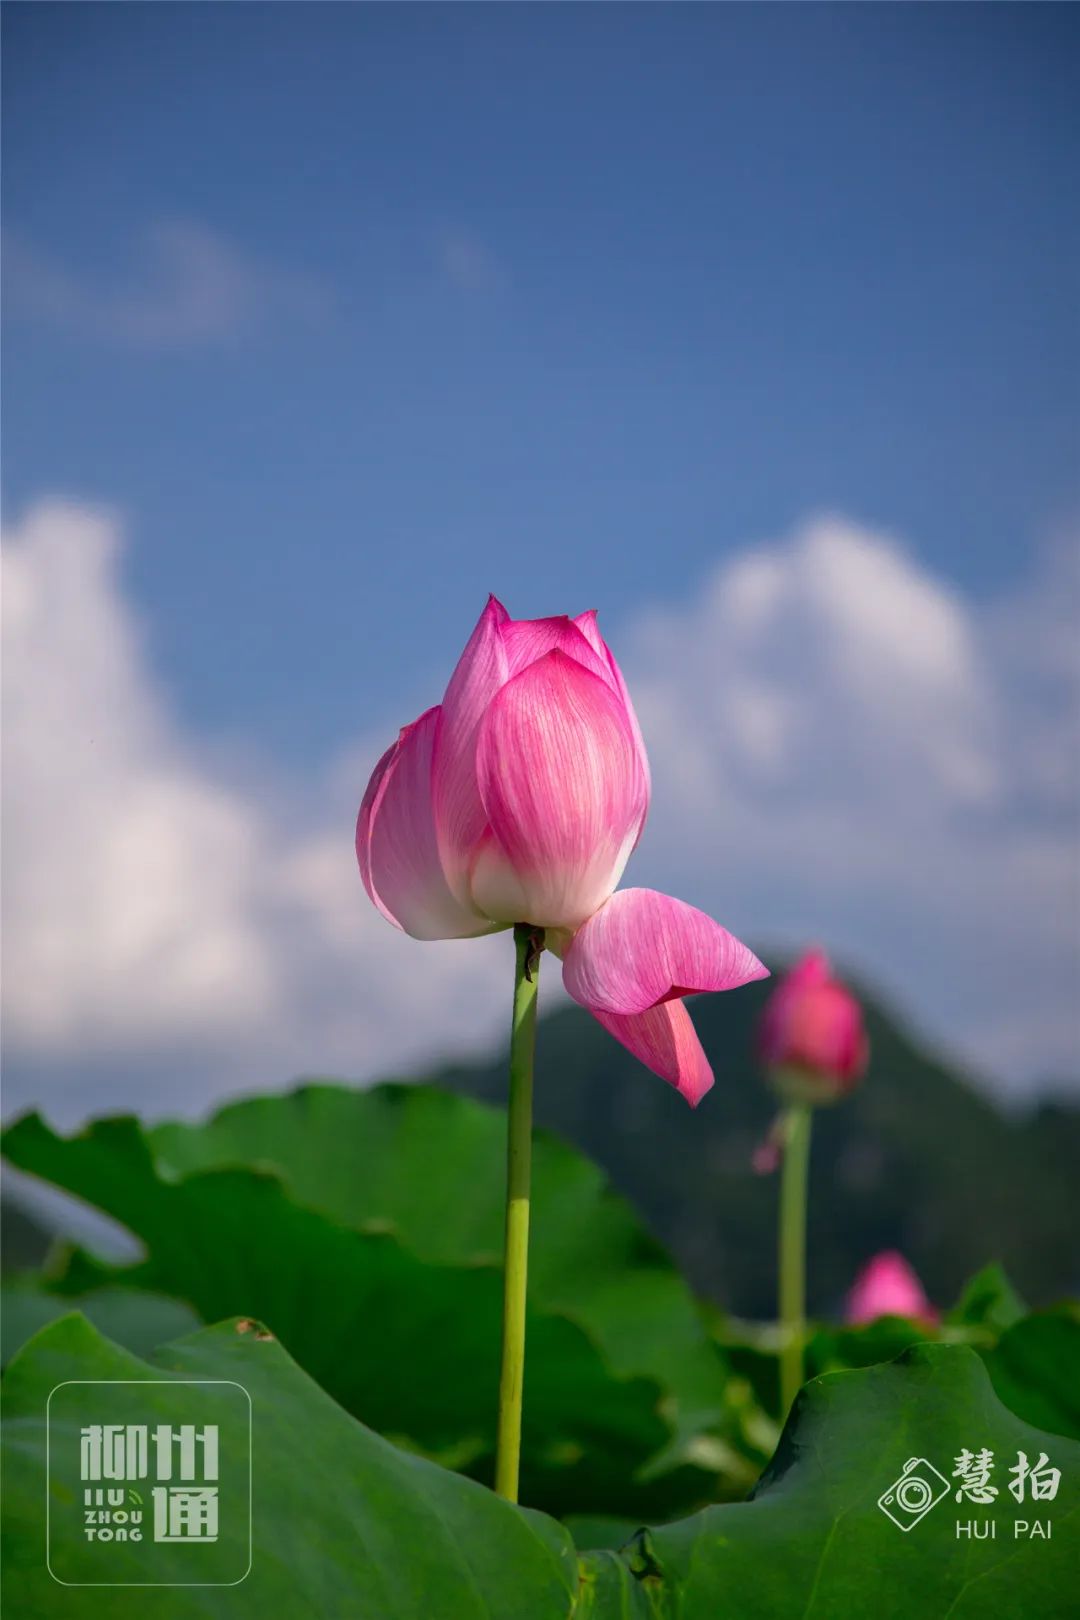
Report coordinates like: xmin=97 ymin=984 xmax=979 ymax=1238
xmin=1 ymin=502 xmax=1076 ymax=1123
xmin=620 ymin=516 xmax=1079 ymax=1094
xmin=1 ymin=502 xmax=506 ymax=1121
xmin=3 ymin=221 xmax=333 ymax=346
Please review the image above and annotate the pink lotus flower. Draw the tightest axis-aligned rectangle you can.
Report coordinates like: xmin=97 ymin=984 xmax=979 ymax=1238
xmin=757 ymin=947 xmax=868 ymax=1101
xmin=357 ymin=595 xmax=768 ymax=1104
xmin=845 ymin=1251 xmax=937 ymax=1325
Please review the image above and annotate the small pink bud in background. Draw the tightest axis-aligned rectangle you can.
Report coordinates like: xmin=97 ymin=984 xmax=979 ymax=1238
xmin=751 ymin=1114 xmax=785 ymax=1174
xmin=845 ymin=1251 xmax=937 ymax=1325
xmin=757 ymin=947 xmax=868 ymax=1104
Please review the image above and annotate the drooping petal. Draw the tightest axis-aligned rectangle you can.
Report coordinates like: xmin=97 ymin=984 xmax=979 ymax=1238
xmin=591 ymin=1000 xmax=714 ymax=1107
xmin=562 ymin=888 xmax=768 ymax=1016
xmin=573 ymin=608 xmax=651 ymax=807
xmin=471 ymin=649 xmax=648 ymax=929
xmin=501 ymin=615 xmax=612 ymax=684
xmin=357 ymin=706 xmax=498 ymax=940
xmin=431 ymin=596 xmax=510 ymax=901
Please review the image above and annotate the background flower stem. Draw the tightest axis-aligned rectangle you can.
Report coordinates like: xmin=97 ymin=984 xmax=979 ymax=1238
xmin=494 ymin=923 xmax=542 ymax=1501
xmin=779 ymin=1101 xmax=812 ymax=1418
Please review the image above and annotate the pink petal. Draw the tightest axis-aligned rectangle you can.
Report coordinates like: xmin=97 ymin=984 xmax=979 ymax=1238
xmin=562 ymin=888 xmax=768 ymax=1016
xmin=570 ymin=608 xmax=605 ymax=657
xmin=431 ymin=596 xmax=510 ymax=902
xmin=471 ymin=649 xmax=648 ymax=929
xmin=501 ymin=615 xmax=612 ymax=684
xmin=845 ymin=1252 xmax=936 ymax=1325
xmin=591 ymin=1000 xmax=715 ymax=1107
xmin=573 ymin=609 xmax=651 ymax=807
xmin=357 ymin=707 xmax=498 ymax=940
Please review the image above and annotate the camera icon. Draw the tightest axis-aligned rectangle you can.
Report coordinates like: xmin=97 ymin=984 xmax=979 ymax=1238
xmin=877 ymin=1457 xmax=951 ymax=1531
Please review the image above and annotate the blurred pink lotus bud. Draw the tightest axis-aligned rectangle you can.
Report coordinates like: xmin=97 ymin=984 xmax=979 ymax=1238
xmin=757 ymin=947 xmax=868 ymax=1103
xmin=845 ymin=1251 xmax=937 ymax=1325
xmin=357 ymin=596 xmax=768 ymax=1104
xmin=751 ymin=1134 xmax=782 ymax=1176
xmin=751 ymin=1111 xmax=786 ymax=1174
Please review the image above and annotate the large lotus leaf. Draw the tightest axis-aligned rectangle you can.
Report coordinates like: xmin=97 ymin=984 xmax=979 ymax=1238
xmin=597 ymin=1341 xmax=1080 ymax=1618
xmin=1 ymin=1112 xmax=713 ymax=1517
xmin=2 ymin=1313 xmax=577 ymax=1618
xmin=148 ymin=1082 xmax=729 ymax=1442
xmin=4 ymin=1318 xmax=1078 ymax=1618
xmin=3 ymin=1091 xmax=752 ymax=1508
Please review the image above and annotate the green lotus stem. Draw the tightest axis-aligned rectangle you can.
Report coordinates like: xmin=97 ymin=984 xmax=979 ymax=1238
xmin=495 ymin=923 xmax=542 ymax=1501
xmin=778 ymin=1101 xmax=812 ymax=1419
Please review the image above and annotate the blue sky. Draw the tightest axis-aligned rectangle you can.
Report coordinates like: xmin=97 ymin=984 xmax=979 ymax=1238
xmin=3 ymin=4 xmax=1078 ymax=1118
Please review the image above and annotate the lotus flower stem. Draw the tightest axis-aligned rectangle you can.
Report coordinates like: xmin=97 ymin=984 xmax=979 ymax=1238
xmin=495 ymin=923 xmax=543 ymax=1500
xmin=778 ymin=1101 xmax=812 ymax=1418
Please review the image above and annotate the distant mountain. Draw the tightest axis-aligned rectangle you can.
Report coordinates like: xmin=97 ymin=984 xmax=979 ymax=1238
xmin=434 ymin=971 xmax=1078 ymax=1317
